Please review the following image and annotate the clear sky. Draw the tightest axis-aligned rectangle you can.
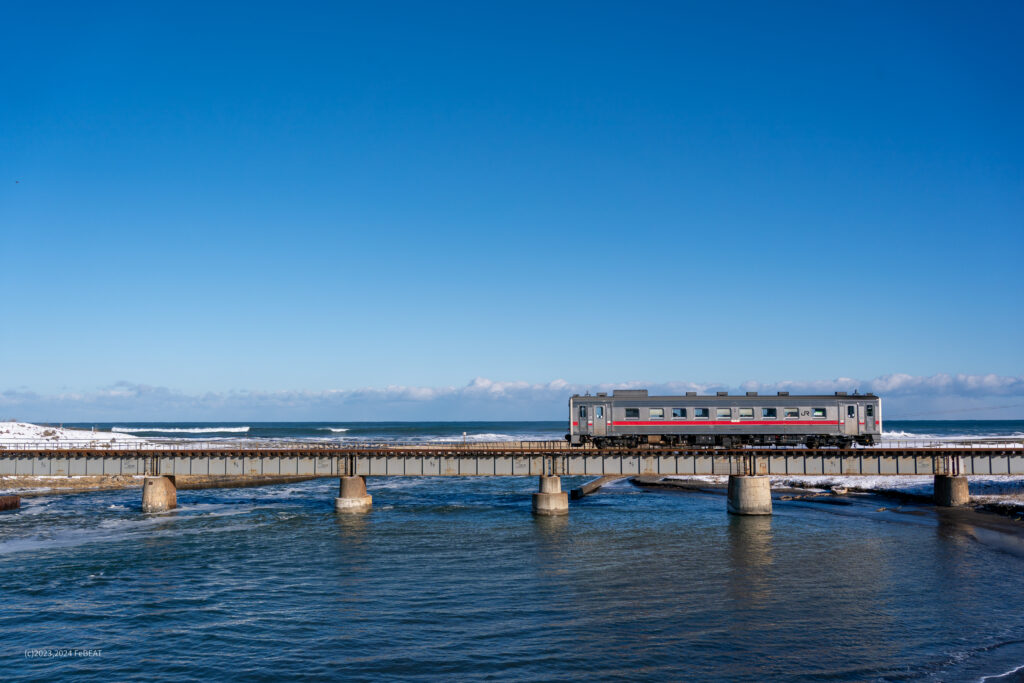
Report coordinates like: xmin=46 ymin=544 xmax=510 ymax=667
xmin=2 ymin=2 xmax=1022 ymax=419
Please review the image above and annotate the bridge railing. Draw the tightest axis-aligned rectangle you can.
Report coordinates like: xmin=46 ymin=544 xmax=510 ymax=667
xmin=0 ymin=438 xmax=1022 ymax=451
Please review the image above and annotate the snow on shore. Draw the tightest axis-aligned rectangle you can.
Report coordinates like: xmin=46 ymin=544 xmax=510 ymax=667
xmin=0 ymin=421 xmax=148 ymax=448
xmin=664 ymin=474 xmax=1024 ymax=506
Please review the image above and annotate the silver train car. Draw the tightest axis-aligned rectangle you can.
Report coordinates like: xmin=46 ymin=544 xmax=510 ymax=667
xmin=568 ymin=389 xmax=881 ymax=448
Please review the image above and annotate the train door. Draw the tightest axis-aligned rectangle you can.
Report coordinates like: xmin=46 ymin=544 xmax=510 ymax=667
xmin=865 ymin=403 xmax=877 ymax=432
xmin=842 ymin=403 xmax=858 ymax=435
xmin=593 ymin=405 xmax=607 ymax=436
xmin=577 ymin=404 xmax=590 ymax=436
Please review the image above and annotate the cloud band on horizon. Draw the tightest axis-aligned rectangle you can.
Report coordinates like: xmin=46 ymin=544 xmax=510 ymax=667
xmin=2 ymin=374 xmax=1023 ymax=422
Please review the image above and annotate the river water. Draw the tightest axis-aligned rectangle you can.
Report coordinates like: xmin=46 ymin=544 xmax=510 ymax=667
xmin=3 ymin=474 xmax=1024 ymax=681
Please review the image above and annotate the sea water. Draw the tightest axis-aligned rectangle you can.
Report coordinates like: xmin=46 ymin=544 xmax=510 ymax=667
xmin=2 ymin=422 xmax=1024 ymax=681
xmin=70 ymin=419 xmax=1024 ymax=444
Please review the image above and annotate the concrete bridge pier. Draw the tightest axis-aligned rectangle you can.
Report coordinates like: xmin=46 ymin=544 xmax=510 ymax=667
xmin=532 ymin=475 xmax=569 ymax=516
xmin=335 ymin=476 xmax=372 ymax=513
xmin=142 ymin=476 xmax=177 ymax=513
xmin=934 ymin=475 xmax=969 ymax=506
xmin=727 ymin=475 xmax=772 ymax=515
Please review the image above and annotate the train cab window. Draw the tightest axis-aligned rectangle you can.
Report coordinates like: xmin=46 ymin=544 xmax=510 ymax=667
xmin=784 ymin=408 xmax=799 ymax=419
xmin=812 ymin=408 xmax=827 ymax=418
xmin=579 ymin=406 xmax=587 ymax=419
xmin=739 ymin=408 xmax=754 ymax=419
xmin=649 ymin=408 xmax=664 ymax=420
xmin=672 ymin=408 xmax=686 ymax=419
xmin=695 ymin=408 xmax=710 ymax=419
xmin=595 ymin=406 xmax=604 ymax=420
xmin=866 ymin=405 xmax=874 ymax=417
xmin=762 ymin=408 xmax=777 ymax=419
xmin=716 ymin=408 xmax=732 ymax=419
xmin=625 ymin=408 xmax=640 ymax=419
xmin=847 ymin=406 xmax=856 ymax=418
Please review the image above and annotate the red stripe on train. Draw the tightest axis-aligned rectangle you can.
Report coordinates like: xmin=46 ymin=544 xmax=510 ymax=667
xmin=608 ymin=420 xmax=850 ymax=427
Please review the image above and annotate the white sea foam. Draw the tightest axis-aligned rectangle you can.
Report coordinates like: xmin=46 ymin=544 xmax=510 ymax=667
xmin=880 ymin=429 xmax=1024 ymax=446
xmin=319 ymin=428 xmax=349 ymax=433
xmin=249 ymin=485 xmax=324 ymax=498
xmin=375 ymin=477 xmax=429 ymax=490
xmin=424 ymin=433 xmax=550 ymax=443
xmin=664 ymin=474 xmax=1024 ymax=495
xmin=0 ymin=512 xmax=266 ymax=555
xmin=882 ymin=430 xmax=929 ymax=439
xmin=112 ymin=426 xmax=250 ymax=434
xmin=979 ymin=662 xmax=1024 ymax=682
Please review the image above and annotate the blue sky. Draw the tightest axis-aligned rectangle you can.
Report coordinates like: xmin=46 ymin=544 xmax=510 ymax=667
xmin=2 ymin=2 xmax=1022 ymax=419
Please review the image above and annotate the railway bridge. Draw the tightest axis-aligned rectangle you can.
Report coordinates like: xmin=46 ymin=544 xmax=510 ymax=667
xmin=2 ymin=441 xmax=1023 ymax=516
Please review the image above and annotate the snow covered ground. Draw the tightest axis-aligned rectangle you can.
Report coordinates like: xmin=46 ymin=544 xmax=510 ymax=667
xmin=0 ymin=421 xmax=149 ymax=449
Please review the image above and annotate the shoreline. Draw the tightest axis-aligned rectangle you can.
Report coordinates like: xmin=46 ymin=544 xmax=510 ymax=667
xmin=631 ymin=475 xmax=1024 ymax=523
xmin=0 ymin=474 xmax=322 ymax=497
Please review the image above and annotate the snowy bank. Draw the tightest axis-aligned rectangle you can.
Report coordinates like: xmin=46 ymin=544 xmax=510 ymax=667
xmin=0 ymin=421 xmax=149 ymax=449
xmin=661 ymin=474 xmax=1024 ymax=509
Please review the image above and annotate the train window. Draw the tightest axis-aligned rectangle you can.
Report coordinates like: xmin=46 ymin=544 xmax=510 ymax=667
xmin=716 ymin=408 xmax=732 ymax=419
xmin=649 ymin=408 xmax=664 ymax=420
xmin=672 ymin=408 xmax=686 ymax=419
xmin=739 ymin=408 xmax=753 ymax=419
xmin=784 ymin=408 xmax=799 ymax=418
xmin=847 ymin=406 xmax=856 ymax=418
xmin=625 ymin=408 xmax=640 ymax=419
xmin=579 ymin=406 xmax=587 ymax=419
xmin=762 ymin=408 xmax=777 ymax=419
xmin=866 ymin=405 xmax=874 ymax=417
xmin=695 ymin=408 xmax=709 ymax=419
xmin=812 ymin=408 xmax=827 ymax=418
xmin=595 ymin=406 xmax=604 ymax=419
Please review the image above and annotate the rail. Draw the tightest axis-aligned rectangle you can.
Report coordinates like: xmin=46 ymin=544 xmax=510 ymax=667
xmin=0 ymin=439 xmax=581 ymax=452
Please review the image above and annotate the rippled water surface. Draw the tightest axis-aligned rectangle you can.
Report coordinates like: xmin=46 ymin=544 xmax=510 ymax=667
xmin=3 ymin=478 xmax=1024 ymax=681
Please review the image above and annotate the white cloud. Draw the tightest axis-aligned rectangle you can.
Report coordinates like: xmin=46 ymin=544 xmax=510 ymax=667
xmin=2 ymin=374 xmax=1023 ymax=421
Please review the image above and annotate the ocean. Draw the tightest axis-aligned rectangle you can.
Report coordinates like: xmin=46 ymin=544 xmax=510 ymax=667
xmin=59 ymin=419 xmax=1024 ymax=444
xmin=3 ymin=421 xmax=1024 ymax=681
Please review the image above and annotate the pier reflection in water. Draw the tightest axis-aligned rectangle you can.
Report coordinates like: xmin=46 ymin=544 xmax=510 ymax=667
xmin=2 ymin=477 xmax=1024 ymax=681
xmin=726 ymin=515 xmax=774 ymax=609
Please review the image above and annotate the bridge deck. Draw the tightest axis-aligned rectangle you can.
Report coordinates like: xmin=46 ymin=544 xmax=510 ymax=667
xmin=2 ymin=445 xmax=1022 ymax=477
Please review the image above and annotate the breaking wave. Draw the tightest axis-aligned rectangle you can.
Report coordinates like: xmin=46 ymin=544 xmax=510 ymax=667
xmin=112 ymin=426 xmax=251 ymax=434
xmin=981 ymin=662 xmax=1024 ymax=682
xmin=882 ymin=429 xmax=1024 ymax=442
xmin=426 ymin=433 xmax=521 ymax=442
xmin=318 ymin=428 xmax=350 ymax=433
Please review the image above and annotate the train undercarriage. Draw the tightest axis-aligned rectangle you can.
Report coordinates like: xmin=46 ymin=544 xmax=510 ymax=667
xmin=567 ymin=433 xmax=877 ymax=449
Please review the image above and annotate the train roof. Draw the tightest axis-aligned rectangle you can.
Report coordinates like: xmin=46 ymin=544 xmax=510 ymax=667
xmin=571 ymin=390 xmax=878 ymax=400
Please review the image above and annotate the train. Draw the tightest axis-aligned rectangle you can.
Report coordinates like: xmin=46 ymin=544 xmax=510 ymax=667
xmin=567 ymin=389 xmax=881 ymax=448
